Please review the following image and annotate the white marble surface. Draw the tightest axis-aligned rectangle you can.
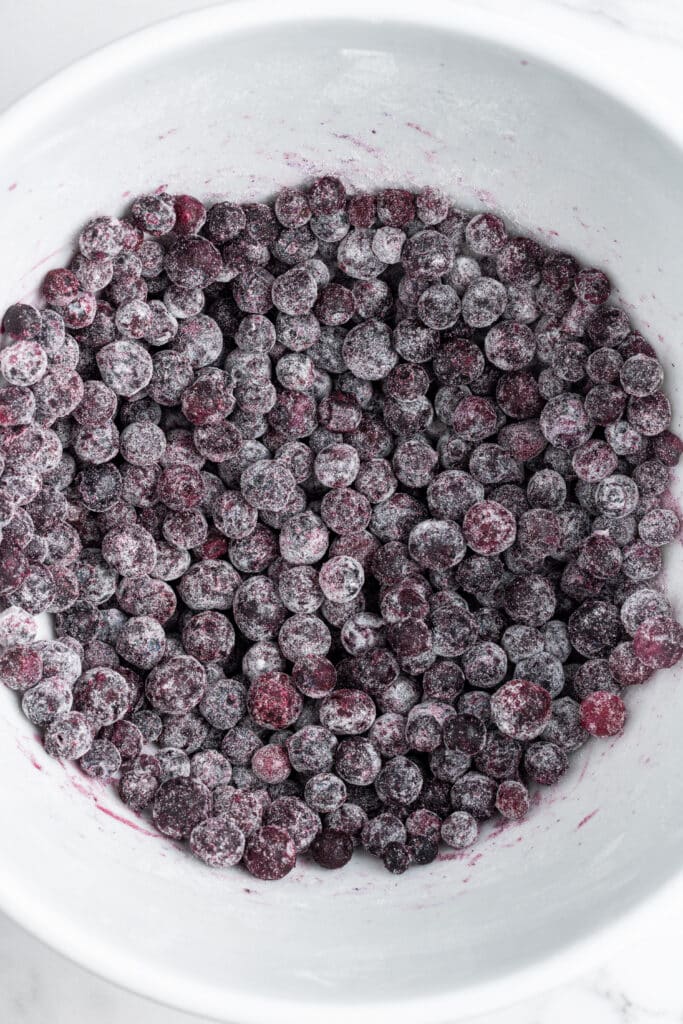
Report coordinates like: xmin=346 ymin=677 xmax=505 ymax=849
xmin=3 ymin=1 xmax=683 ymax=1022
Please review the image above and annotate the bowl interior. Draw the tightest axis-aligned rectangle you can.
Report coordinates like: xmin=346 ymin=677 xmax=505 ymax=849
xmin=1 ymin=9 xmax=683 ymax=1024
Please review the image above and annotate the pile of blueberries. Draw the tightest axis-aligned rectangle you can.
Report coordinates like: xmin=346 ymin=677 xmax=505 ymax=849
xmin=0 ymin=177 xmax=681 ymax=880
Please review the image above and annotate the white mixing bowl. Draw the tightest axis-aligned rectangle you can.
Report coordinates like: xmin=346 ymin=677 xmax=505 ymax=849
xmin=1 ymin=2 xmax=682 ymax=1021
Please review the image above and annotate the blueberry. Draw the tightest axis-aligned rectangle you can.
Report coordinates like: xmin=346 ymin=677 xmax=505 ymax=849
xmin=311 ymin=828 xmax=354 ymax=869
xmin=1 ymin=182 xmax=679 ymax=881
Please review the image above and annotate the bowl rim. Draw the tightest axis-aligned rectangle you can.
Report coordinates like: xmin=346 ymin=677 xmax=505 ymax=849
xmin=1 ymin=1 xmax=683 ymax=1021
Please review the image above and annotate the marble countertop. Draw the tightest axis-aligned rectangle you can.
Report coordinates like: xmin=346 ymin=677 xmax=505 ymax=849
xmin=3 ymin=1 xmax=683 ymax=1021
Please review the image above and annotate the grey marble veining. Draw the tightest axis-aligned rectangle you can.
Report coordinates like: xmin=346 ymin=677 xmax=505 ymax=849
xmin=551 ymin=0 xmax=683 ymax=44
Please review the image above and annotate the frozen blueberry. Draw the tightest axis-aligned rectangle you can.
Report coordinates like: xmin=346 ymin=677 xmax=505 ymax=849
xmin=495 ymin=780 xmax=530 ymax=820
xmin=72 ymin=668 xmax=130 ymax=727
xmin=44 ymin=711 xmax=93 ymax=760
xmin=1 ymin=183 xmax=681 ymax=879
xmin=342 ymin=319 xmax=397 ymax=380
xmin=462 ymin=501 xmax=516 ymax=555
xmin=490 ymin=679 xmax=552 ymax=740
xmin=116 ymin=616 xmax=166 ymax=669
xmin=311 ymin=829 xmax=354 ymax=869
xmin=79 ymin=739 xmax=122 ymax=780
xmin=22 ymin=677 xmax=73 ymax=727
xmin=632 ymin=615 xmax=683 ymax=669
xmin=579 ymin=692 xmax=626 ymax=737
xmin=264 ymin=795 xmax=321 ymax=852
xmin=146 ymin=655 xmax=206 ymax=715
xmin=190 ymin=815 xmax=245 ymax=868
xmin=152 ymin=777 xmax=211 ymax=839
xmin=441 ymin=811 xmax=478 ymax=849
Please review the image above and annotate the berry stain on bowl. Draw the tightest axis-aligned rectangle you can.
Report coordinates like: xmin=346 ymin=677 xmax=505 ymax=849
xmin=0 ymin=177 xmax=680 ymax=881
